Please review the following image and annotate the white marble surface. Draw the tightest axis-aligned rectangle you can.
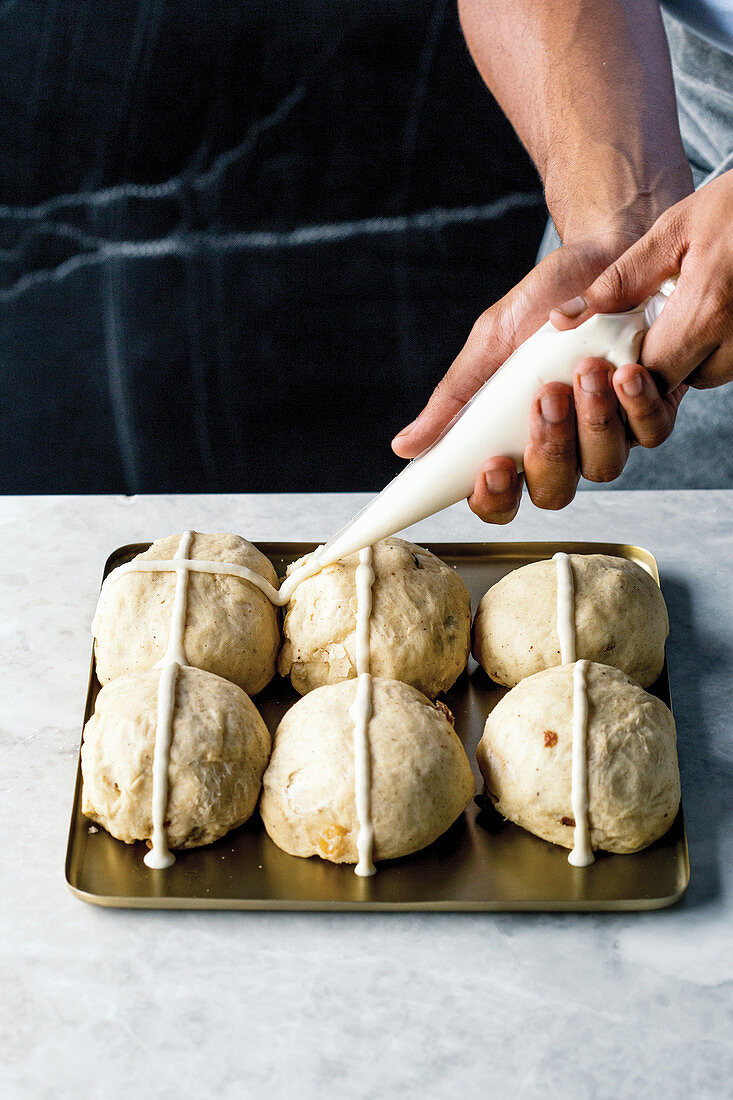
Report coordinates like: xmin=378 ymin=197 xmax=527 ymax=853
xmin=2 ymin=491 xmax=732 ymax=1098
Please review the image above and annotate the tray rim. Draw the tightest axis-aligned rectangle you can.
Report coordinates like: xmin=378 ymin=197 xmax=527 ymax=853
xmin=66 ymin=539 xmax=689 ymax=913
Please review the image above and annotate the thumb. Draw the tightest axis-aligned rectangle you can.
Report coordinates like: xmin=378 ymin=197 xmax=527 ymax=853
xmin=549 ymin=209 xmax=686 ymax=327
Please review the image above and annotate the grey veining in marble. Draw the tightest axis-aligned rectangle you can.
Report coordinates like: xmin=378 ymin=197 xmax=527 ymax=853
xmin=1 ymin=492 xmax=732 ymax=1098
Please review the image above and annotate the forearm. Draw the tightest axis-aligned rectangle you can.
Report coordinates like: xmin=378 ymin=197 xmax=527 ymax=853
xmin=459 ymin=0 xmax=693 ymax=242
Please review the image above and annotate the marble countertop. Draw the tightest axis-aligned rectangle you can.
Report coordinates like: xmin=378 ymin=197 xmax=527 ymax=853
xmin=3 ymin=491 xmax=731 ymax=1098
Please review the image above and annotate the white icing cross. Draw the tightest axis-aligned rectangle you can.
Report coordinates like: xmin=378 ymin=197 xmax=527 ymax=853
xmin=350 ymin=546 xmax=376 ymax=877
xmin=144 ymin=530 xmax=194 ymax=869
xmin=96 ymin=530 xmax=314 ymax=869
xmin=553 ymin=552 xmax=594 ymax=868
xmin=96 ymin=532 xmax=378 ymax=876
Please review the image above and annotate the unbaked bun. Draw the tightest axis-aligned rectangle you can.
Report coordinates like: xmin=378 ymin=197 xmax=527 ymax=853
xmin=476 ymin=662 xmax=680 ymax=855
xmin=82 ymin=665 xmax=271 ymax=850
xmin=260 ymin=677 xmax=475 ymax=865
xmin=278 ymin=537 xmax=471 ymax=697
xmin=94 ymin=531 xmax=280 ymax=695
xmin=473 ymin=553 xmax=668 ymax=688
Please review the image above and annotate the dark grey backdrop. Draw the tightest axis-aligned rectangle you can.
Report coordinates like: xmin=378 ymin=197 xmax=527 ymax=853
xmin=0 ymin=0 xmax=547 ymax=493
xmin=2 ymin=1 xmax=729 ymax=494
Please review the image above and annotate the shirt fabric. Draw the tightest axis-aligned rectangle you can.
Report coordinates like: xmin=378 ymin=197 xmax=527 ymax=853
xmin=661 ymin=0 xmax=733 ymax=53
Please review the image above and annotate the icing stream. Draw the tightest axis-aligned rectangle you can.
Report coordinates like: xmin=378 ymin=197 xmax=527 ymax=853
xmin=350 ymin=546 xmax=376 ymax=877
xmin=568 ymin=659 xmax=593 ymax=867
xmin=553 ymin=552 xmax=594 ymax=868
xmin=144 ymin=661 xmax=179 ymax=869
xmin=97 ymin=545 xmax=326 ymax=614
xmin=553 ymin=551 xmax=576 ymax=664
xmin=144 ymin=529 xmax=194 ymax=869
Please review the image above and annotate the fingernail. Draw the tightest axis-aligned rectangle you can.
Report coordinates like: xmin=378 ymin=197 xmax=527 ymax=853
xmin=393 ymin=419 xmax=418 ymax=440
xmin=555 ymin=296 xmax=587 ymax=318
xmin=620 ymin=373 xmax=644 ymax=397
xmin=540 ymin=392 xmax=570 ymax=423
xmin=484 ymin=468 xmax=512 ymax=494
xmin=579 ymin=369 xmax=607 ymax=395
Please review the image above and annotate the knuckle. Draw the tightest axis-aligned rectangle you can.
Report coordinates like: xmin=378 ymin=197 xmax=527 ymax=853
xmin=471 ymin=309 xmax=495 ymax=351
xmin=596 ymin=260 xmax=627 ymax=302
xmin=579 ymin=406 xmax=618 ymax=433
xmin=493 ymin=301 xmax=519 ymax=358
xmin=472 ymin=300 xmax=516 ymax=363
xmin=654 ymin=206 xmax=676 ymax=232
xmin=654 ymin=205 xmax=688 ymax=263
xmin=431 ymin=374 xmax=454 ymax=402
xmin=539 ymin=435 xmax=577 ymax=461
xmin=629 ymin=406 xmax=670 ymax=447
xmin=429 ymin=373 xmax=466 ymax=416
xmin=628 ymin=393 xmax=664 ymax=423
xmin=658 ymin=205 xmax=683 ymax=244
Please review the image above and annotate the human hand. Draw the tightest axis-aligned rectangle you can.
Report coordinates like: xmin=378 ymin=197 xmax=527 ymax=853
xmin=464 ymin=358 xmax=686 ymax=522
xmin=392 ymin=231 xmax=686 ymax=523
xmin=550 ymin=170 xmax=733 ymax=390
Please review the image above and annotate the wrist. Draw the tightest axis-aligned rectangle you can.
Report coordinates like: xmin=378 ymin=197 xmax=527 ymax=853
xmin=544 ymin=153 xmax=693 ymax=247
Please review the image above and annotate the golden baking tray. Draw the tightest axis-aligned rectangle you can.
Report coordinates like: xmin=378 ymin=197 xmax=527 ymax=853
xmin=66 ymin=541 xmax=689 ymax=911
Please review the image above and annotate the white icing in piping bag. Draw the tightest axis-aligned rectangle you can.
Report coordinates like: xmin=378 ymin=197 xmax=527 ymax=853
xmin=318 ymin=282 xmax=677 ymax=566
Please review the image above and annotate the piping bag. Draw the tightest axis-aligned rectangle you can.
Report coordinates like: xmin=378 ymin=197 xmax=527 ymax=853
xmin=314 ymin=279 xmax=677 ymax=569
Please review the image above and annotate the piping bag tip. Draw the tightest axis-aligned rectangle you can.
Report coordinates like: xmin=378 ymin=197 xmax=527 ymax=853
xmin=316 ymin=496 xmax=378 ymax=567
